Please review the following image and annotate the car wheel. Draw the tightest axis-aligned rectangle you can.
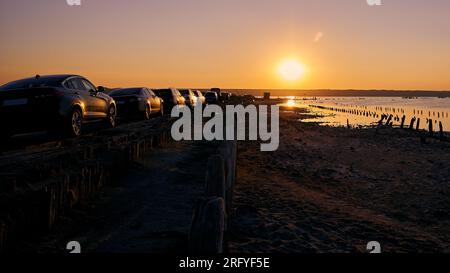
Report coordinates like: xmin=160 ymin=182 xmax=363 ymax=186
xmin=67 ymin=108 xmax=83 ymax=137
xmin=106 ymin=105 xmax=117 ymax=128
xmin=143 ymin=104 xmax=151 ymax=120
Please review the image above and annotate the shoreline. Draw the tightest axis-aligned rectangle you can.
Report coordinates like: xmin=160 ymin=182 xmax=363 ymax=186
xmin=229 ymin=110 xmax=450 ymax=253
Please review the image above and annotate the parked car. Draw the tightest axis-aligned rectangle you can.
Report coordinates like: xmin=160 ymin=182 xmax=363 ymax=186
xmin=204 ymin=91 xmax=219 ymax=104
xmin=153 ymin=88 xmax=186 ymax=111
xmin=243 ymin=94 xmax=256 ymax=104
xmin=0 ymin=74 xmax=116 ymax=139
xmin=179 ymin=89 xmax=197 ymax=107
xmin=193 ymin=90 xmax=206 ymax=106
xmin=211 ymin=87 xmax=221 ymax=98
xmin=109 ymin=88 xmax=163 ymax=119
xmin=220 ymin=92 xmax=231 ymax=101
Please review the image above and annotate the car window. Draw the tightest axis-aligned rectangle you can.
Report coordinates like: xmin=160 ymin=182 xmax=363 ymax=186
xmin=148 ymin=89 xmax=156 ymax=96
xmin=71 ymin=78 xmax=87 ymax=91
xmin=110 ymin=89 xmax=141 ymax=96
xmin=81 ymin=79 xmax=96 ymax=91
xmin=64 ymin=79 xmax=75 ymax=89
xmin=154 ymin=89 xmax=173 ymax=101
xmin=1 ymin=77 xmax=63 ymax=90
xmin=143 ymin=88 xmax=151 ymax=97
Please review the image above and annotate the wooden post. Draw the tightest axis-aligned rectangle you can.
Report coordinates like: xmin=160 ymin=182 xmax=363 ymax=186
xmin=217 ymin=141 xmax=237 ymax=228
xmin=205 ymin=155 xmax=226 ymax=199
xmin=400 ymin=115 xmax=406 ymax=129
xmin=439 ymin=121 xmax=444 ymax=139
xmin=415 ymin=118 xmax=421 ymax=131
xmin=378 ymin=115 xmax=385 ymax=126
xmin=409 ymin=117 xmax=416 ymax=130
xmin=385 ymin=115 xmax=393 ymax=126
xmin=429 ymin=119 xmax=433 ymax=136
xmin=189 ymin=197 xmax=225 ymax=253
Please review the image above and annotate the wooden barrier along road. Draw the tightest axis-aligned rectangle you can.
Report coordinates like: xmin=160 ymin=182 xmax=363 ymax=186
xmin=189 ymin=140 xmax=237 ymax=254
xmin=0 ymin=117 xmax=174 ymax=251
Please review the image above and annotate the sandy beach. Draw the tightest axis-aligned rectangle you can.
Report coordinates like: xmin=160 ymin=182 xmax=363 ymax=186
xmin=228 ymin=109 xmax=450 ymax=253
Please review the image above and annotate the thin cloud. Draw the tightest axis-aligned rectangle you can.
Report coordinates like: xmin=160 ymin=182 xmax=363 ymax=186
xmin=314 ymin=32 xmax=324 ymax=43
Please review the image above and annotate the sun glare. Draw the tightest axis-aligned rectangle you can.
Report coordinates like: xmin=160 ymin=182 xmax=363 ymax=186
xmin=287 ymin=99 xmax=296 ymax=107
xmin=278 ymin=59 xmax=306 ymax=81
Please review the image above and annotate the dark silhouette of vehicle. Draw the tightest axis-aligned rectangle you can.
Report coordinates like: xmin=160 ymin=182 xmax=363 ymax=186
xmin=220 ymin=92 xmax=231 ymax=101
xmin=243 ymin=94 xmax=256 ymax=104
xmin=179 ymin=89 xmax=197 ymax=107
xmin=211 ymin=87 xmax=221 ymax=98
xmin=205 ymin=91 xmax=219 ymax=104
xmin=110 ymin=88 xmax=163 ymax=119
xmin=153 ymin=88 xmax=186 ymax=111
xmin=0 ymin=74 xmax=116 ymax=139
xmin=193 ymin=90 xmax=206 ymax=106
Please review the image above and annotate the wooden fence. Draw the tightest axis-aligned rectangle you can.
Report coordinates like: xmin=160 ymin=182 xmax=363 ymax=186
xmin=188 ymin=140 xmax=237 ymax=253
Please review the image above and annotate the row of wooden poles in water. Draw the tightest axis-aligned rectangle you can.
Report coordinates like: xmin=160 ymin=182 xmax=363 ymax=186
xmin=310 ymin=105 xmax=447 ymax=138
xmin=328 ymin=105 xmax=449 ymax=119
xmin=373 ymin=106 xmax=449 ymax=119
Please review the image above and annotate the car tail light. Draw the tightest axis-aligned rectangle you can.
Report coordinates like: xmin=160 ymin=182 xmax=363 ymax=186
xmin=53 ymin=90 xmax=65 ymax=98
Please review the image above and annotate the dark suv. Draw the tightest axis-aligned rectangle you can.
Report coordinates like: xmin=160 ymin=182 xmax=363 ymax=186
xmin=0 ymin=74 xmax=117 ymax=138
xmin=153 ymin=88 xmax=186 ymax=111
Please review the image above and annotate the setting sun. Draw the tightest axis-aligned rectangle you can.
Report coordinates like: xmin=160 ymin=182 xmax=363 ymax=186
xmin=277 ymin=60 xmax=306 ymax=82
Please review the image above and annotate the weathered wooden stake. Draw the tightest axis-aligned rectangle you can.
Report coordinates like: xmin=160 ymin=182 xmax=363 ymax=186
xmin=400 ymin=115 xmax=406 ymax=129
xmin=205 ymin=155 xmax=226 ymax=199
xmin=189 ymin=197 xmax=225 ymax=253
xmin=409 ymin=117 xmax=416 ymax=130
xmin=429 ymin=119 xmax=434 ymax=136
xmin=385 ymin=115 xmax=393 ymax=126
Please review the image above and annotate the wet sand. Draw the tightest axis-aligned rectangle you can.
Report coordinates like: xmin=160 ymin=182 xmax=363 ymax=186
xmin=229 ymin=110 xmax=450 ymax=253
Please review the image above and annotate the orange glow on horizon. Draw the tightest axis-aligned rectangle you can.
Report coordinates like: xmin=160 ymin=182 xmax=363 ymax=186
xmin=0 ymin=1 xmax=449 ymax=91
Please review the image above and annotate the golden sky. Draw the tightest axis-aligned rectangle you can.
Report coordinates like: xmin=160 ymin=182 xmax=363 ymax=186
xmin=1 ymin=0 xmax=449 ymax=90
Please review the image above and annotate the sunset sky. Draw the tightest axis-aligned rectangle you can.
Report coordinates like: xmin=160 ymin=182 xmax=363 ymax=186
xmin=0 ymin=0 xmax=449 ymax=90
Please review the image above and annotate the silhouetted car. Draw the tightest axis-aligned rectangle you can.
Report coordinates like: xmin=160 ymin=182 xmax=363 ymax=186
xmin=110 ymin=88 xmax=163 ymax=119
xmin=220 ymin=92 xmax=231 ymax=101
xmin=0 ymin=74 xmax=116 ymax=139
xmin=211 ymin=87 xmax=221 ymax=98
xmin=179 ymin=89 xmax=197 ymax=107
xmin=243 ymin=94 xmax=256 ymax=104
xmin=205 ymin=91 xmax=219 ymax=104
xmin=193 ymin=90 xmax=206 ymax=105
xmin=153 ymin=88 xmax=186 ymax=111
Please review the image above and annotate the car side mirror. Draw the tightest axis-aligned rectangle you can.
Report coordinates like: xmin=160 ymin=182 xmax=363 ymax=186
xmin=89 ymin=89 xmax=99 ymax=96
xmin=97 ymin=86 xmax=105 ymax=93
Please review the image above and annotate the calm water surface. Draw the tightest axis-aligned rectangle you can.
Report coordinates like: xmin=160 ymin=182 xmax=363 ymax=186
xmin=278 ymin=97 xmax=450 ymax=132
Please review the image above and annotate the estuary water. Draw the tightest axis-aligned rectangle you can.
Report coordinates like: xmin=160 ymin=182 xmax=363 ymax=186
xmin=279 ymin=97 xmax=450 ymax=132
